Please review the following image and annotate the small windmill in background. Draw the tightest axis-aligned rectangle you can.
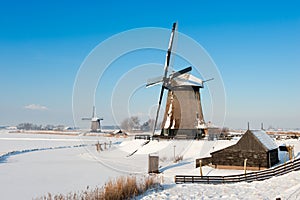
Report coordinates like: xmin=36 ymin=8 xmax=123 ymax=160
xmin=82 ymin=106 xmax=103 ymax=132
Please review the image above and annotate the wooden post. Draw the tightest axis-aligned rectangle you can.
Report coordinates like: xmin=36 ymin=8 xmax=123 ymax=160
xmin=96 ymin=141 xmax=100 ymax=152
xmin=287 ymin=145 xmax=294 ymax=160
xmin=160 ymin=173 xmax=164 ymax=184
xmin=244 ymin=158 xmax=248 ymax=175
xmin=199 ymin=159 xmax=203 ymax=176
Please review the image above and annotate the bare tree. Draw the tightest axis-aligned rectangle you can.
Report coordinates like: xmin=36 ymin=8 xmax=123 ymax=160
xmin=141 ymin=119 xmax=159 ymax=132
xmin=131 ymin=116 xmax=140 ymax=130
xmin=17 ymin=123 xmax=41 ymax=130
xmin=120 ymin=116 xmax=141 ymax=131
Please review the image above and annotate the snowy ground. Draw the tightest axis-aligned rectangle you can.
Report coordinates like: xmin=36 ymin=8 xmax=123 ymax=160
xmin=0 ymin=129 xmax=299 ymax=199
xmin=140 ymin=171 xmax=300 ymax=200
xmin=0 ymin=130 xmax=124 ymax=199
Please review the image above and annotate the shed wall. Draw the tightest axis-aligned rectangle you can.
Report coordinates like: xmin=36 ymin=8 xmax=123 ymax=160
xmin=211 ymin=130 xmax=279 ymax=168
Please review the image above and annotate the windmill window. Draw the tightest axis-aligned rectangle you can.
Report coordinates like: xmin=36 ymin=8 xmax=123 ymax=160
xmin=253 ymin=154 xmax=258 ymax=159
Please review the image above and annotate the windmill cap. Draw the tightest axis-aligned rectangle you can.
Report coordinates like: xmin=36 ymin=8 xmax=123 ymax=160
xmin=171 ymin=74 xmax=203 ymax=87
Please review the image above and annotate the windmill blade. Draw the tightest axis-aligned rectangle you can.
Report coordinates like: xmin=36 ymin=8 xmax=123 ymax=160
xmin=162 ymin=22 xmax=177 ymax=83
xmin=146 ymin=81 xmax=162 ymax=88
xmin=203 ymin=78 xmax=214 ymax=83
xmin=92 ymin=106 xmax=96 ymax=118
xmin=146 ymin=75 xmax=164 ymax=88
xmin=170 ymin=66 xmax=192 ymax=79
xmin=152 ymin=85 xmax=165 ymax=133
xmin=168 ymin=21 xmax=178 ymax=71
xmin=82 ymin=118 xmax=92 ymax=120
xmin=152 ymin=22 xmax=177 ymax=135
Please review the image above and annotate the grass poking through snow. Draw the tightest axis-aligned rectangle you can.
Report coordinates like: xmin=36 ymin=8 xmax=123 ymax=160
xmin=35 ymin=176 xmax=159 ymax=200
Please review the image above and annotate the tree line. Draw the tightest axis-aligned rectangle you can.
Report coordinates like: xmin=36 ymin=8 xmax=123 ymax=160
xmin=16 ymin=117 xmax=160 ymax=132
xmin=120 ymin=116 xmax=161 ymax=132
xmin=16 ymin=123 xmax=67 ymax=131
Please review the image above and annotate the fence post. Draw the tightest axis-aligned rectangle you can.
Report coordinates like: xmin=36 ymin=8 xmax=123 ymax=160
xmin=244 ymin=158 xmax=247 ymax=175
xmin=96 ymin=142 xmax=101 ymax=152
xmin=199 ymin=160 xmax=203 ymax=177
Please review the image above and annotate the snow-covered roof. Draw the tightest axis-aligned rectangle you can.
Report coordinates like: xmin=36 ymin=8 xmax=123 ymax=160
xmin=91 ymin=117 xmax=100 ymax=122
xmin=251 ymin=130 xmax=278 ymax=150
xmin=172 ymin=74 xmax=203 ymax=87
xmin=146 ymin=72 xmax=204 ymax=88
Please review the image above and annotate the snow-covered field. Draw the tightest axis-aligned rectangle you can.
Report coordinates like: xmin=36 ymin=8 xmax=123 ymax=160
xmin=0 ymin=129 xmax=299 ymax=199
xmin=0 ymin=130 xmax=124 ymax=199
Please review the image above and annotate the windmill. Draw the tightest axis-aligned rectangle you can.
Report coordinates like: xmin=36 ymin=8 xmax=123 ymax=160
xmin=146 ymin=22 xmax=209 ymax=139
xmin=82 ymin=106 xmax=103 ymax=132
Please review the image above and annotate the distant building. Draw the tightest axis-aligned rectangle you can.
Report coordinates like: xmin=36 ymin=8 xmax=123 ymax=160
xmin=82 ymin=106 xmax=103 ymax=132
xmin=211 ymin=130 xmax=279 ymax=169
xmin=6 ymin=126 xmax=17 ymax=130
xmin=91 ymin=117 xmax=101 ymax=132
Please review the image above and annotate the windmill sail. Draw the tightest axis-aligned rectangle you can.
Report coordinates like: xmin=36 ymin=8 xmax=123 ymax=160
xmin=146 ymin=66 xmax=192 ymax=88
xmin=152 ymin=22 xmax=177 ymax=135
xmin=146 ymin=76 xmax=164 ymax=88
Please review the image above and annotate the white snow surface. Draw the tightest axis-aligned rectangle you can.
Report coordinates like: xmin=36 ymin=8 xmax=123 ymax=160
xmin=0 ymin=129 xmax=300 ymax=199
xmin=140 ymin=171 xmax=300 ymax=200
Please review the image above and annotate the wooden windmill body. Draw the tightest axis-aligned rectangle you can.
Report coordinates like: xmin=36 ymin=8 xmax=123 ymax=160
xmin=82 ymin=106 xmax=103 ymax=132
xmin=161 ymin=74 xmax=206 ymax=139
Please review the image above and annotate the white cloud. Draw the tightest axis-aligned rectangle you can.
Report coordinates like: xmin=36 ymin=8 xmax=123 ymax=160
xmin=24 ymin=104 xmax=49 ymax=111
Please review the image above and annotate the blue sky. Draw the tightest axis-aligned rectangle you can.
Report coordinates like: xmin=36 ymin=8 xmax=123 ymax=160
xmin=0 ymin=0 xmax=299 ymax=129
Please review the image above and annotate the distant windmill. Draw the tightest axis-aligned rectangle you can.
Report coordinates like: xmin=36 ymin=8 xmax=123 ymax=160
xmin=147 ymin=22 xmax=211 ymax=139
xmin=82 ymin=106 xmax=103 ymax=132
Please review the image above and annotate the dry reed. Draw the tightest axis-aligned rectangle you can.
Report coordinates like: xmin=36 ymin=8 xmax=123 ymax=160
xmin=35 ymin=175 xmax=158 ymax=200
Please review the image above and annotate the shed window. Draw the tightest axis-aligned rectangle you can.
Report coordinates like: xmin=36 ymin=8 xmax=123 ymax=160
xmin=279 ymin=146 xmax=288 ymax=151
